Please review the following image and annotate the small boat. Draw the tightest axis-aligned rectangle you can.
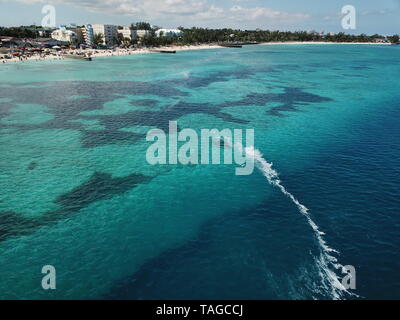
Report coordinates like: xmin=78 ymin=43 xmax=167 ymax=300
xmin=62 ymin=54 xmax=92 ymax=61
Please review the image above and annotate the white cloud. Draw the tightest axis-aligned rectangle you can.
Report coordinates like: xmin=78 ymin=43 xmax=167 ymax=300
xmin=3 ymin=0 xmax=310 ymax=28
xmin=229 ymin=5 xmax=309 ymax=22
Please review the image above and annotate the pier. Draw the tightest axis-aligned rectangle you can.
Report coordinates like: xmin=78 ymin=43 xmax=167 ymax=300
xmin=150 ymin=49 xmax=176 ymax=54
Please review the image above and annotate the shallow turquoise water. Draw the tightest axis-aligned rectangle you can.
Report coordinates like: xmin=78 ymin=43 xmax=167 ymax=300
xmin=0 ymin=44 xmax=399 ymax=299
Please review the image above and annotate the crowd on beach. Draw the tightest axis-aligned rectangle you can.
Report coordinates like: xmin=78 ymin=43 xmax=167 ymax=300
xmin=0 ymin=44 xmax=224 ymax=64
xmin=2 ymin=53 xmax=65 ymax=63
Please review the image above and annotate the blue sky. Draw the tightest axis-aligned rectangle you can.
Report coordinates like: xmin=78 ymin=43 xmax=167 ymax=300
xmin=0 ymin=0 xmax=399 ymax=34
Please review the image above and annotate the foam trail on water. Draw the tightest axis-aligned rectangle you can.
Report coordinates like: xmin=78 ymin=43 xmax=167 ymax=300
xmin=241 ymin=145 xmax=349 ymax=299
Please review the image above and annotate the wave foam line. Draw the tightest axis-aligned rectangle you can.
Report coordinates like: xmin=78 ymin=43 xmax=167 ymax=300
xmin=242 ymin=145 xmax=349 ymax=299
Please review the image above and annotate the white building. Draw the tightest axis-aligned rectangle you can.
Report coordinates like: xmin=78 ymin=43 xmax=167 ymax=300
xmin=82 ymin=24 xmax=94 ymax=46
xmin=374 ymin=37 xmax=388 ymax=43
xmin=92 ymin=24 xmax=118 ymax=46
xmin=117 ymin=26 xmax=137 ymax=42
xmin=155 ymin=29 xmax=183 ymax=38
xmin=136 ymin=30 xmax=151 ymax=39
xmin=51 ymin=26 xmax=77 ymax=43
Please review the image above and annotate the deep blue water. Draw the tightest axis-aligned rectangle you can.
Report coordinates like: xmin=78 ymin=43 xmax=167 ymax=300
xmin=0 ymin=44 xmax=399 ymax=299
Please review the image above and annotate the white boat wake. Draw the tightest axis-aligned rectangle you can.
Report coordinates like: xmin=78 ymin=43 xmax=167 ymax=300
xmin=239 ymin=144 xmax=349 ymax=299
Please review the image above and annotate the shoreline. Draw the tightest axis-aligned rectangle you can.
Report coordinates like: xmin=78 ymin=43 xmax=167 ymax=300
xmin=89 ymin=44 xmax=224 ymax=59
xmin=0 ymin=42 xmax=392 ymax=64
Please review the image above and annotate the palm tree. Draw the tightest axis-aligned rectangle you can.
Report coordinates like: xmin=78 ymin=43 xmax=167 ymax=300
xmin=93 ymin=33 xmax=104 ymax=46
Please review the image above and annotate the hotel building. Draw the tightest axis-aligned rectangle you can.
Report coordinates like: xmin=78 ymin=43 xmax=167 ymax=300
xmin=82 ymin=24 xmax=94 ymax=46
xmin=117 ymin=26 xmax=138 ymax=42
xmin=92 ymin=24 xmax=118 ymax=46
xmin=51 ymin=26 xmax=77 ymax=43
xmin=155 ymin=29 xmax=183 ymax=37
xmin=136 ymin=30 xmax=151 ymax=39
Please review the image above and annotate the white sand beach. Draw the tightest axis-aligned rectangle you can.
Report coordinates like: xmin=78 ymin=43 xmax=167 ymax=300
xmin=87 ymin=44 xmax=223 ymax=58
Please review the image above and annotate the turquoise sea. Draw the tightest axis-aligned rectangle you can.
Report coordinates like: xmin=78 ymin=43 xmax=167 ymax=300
xmin=0 ymin=44 xmax=399 ymax=299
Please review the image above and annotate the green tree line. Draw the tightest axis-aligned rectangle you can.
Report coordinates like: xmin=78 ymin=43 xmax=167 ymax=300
xmin=2 ymin=25 xmax=399 ymax=45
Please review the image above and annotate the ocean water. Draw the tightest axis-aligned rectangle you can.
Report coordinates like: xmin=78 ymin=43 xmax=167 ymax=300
xmin=0 ymin=44 xmax=399 ymax=300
